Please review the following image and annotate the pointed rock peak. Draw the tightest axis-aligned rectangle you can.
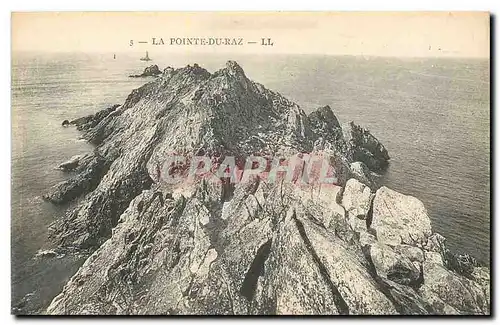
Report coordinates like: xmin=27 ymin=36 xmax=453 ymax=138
xmin=225 ymin=60 xmax=246 ymax=78
xmin=318 ymin=105 xmax=333 ymax=114
xmin=310 ymin=105 xmax=335 ymax=118
xmin=309 ymin=105 xmax=341 ymax=129
xmin=190 ymin=63 xmax=211 ymax=76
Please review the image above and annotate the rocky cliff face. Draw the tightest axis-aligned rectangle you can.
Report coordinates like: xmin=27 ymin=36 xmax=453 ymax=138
xmin=44 ymin=61 xmax=489 ymax=315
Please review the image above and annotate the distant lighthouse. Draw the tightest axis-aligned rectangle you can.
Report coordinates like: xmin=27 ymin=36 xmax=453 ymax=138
xmin=140 ymin=51 xmax=151 ymax=61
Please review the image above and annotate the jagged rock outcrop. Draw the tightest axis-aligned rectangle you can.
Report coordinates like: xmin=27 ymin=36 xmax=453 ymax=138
xmin=57 ymin=155 xmax=82 ymax=172
xmin=308 ymin=105 xmax=342 ymax=145
xmin=343 ymin=121 xmax=390 ymax=171
xmin=47 ymin=61 xmax=359 ymax=250
xmin=419 ymin=260 xmax=489 ymax=314
xmin=43 ymin=61 xmax=489 ymax=315
xmin=68 ymin=104 xmax=121 ymax=132
xmin=369 ymin=242 xmax=421 ymax=286
xmin=44 ymin=152 xmax=112 ymax=205
xmin=129 ymin=65 xmax=162 ymax=78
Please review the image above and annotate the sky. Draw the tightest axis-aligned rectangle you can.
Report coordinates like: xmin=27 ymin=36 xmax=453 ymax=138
xmin=11 ymin=12 xmax=490 ymax=58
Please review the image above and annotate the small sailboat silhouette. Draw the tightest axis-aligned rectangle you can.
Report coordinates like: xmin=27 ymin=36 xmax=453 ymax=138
xmin=140 ymin=51 xmax=151 ymax=61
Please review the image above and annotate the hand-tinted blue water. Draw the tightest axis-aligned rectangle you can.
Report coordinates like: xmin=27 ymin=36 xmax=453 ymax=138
xmin=11 ymin=52 xmax=490 ymax=313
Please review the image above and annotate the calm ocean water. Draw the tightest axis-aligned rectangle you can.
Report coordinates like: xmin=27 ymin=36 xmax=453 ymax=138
xmin=11 ymin=52 xmax=490 ymax=313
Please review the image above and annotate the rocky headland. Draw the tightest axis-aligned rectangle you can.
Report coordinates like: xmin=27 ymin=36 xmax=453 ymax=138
xmin=43 ymin=61 xmax=489 ymax=315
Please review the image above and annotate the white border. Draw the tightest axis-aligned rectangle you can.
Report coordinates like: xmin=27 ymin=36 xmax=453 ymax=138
xmin=2 ymin=1 xmax=497 ymax=324
xmin=2 ymin=0 xmax=498 ymax=11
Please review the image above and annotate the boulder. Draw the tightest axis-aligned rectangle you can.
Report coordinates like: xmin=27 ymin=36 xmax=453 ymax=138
xmin=418 ymin=286 xmax=460 ymax=315
xmin=297 ymin=217 xmax=398 ymax=315
xmin=419 ymin=261 xmax=489 ymax=315
xmin=378 ymin=278 xmax=432 ymax=315
xmin=393 ymin=245 xmax=425 ymax=263
xmin=425 ymin=251 xmax=444 ymax=265
xmin=70 ymin=115 xmax=93 ymax=127
xmin=341 ymin=178 xmax=373 ymax=220
xmin=57 ymin=155 xmax=82 ymax=172
xmin=444 ymin=253 xmax=479 ymax=278
xmin=34 ymin=249 xmax=59 ymax=259
xmin=163 ymin=66 xmax=174 ymax=75
xmin=370 ymin=186 xmax=432 ymax=246
xmin=369 ymin=242 xmax=420 ymax=286
xmin=358 ymin=231 xmax=377 ymax=248
xmin=347 ymin=214 xmax=367 ymax=233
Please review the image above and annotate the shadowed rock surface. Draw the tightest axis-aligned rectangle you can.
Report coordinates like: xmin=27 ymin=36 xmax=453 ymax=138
xmin=343 ymin=121 xmax=390 ymax=171
xmin=43 ymin=61 xmax=489 ymax=315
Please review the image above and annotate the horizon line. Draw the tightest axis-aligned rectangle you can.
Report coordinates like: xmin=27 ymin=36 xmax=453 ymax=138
xmin=10 ymin=50 xmax=490 ymax=60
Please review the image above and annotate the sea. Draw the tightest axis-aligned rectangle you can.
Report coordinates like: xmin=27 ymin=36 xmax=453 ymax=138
xmin=11 ymin=52 xmax=490 ymax=314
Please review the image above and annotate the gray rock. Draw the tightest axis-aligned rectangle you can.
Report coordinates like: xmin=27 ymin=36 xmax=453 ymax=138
xmin=43 ymin=61 xmax=489 ymax=315
xmin=307 ymin=105 xmax=343 ymax=149
xmin=425 ymin=251 xmax=444 ymax=265
xmin=359 ymin=231 xmax=377 ymax=248
xmin=347 ymin=214 xmax=367 ymax=233
xmin=49 ymin=60 xmax=387 ymax=251
xmin=369 ymin=242 xmax=420 ymax=286
xmin=308 ymin=105 xmax=341 ymax=130
xmin=418 ymin=285 xmax=460 ymax=315
xmin=371 ymin=186 xmax=432 ymax=246
xmin=470 ymin=267 xmax=490 ymax=310
xmin=349 ymin=161 xmax=376 ymax=188
xmin=163 ymin=66 xmax=174 ymax=75
xmin=424 ymin=233 xmax=479 ymax=277
xmin=43 ymin=153 xmax=112 ymax=205
xmin=419 ymin=261 xmax=489 ymax=315
xmin=342 ymin=121 xmax=390 ymax=171
xmin=254 ymin=213 xmax=341 ymax=315
xmin=69 ymin=104 xmax=121 ymax=132
xmin=424 ymin=233 xmax=447 ymax=253
xmin=34 ymin=249 xmax=59 ymax=259
xmin=341 ymin=178 xmax=373 ymax=220
xmin=394 ymin=245 xmax=424 ymax=263
xmin=379 ymin=278 xmax=432 ymax=315
xmin=444 ymin=253 xmax=480 ymax=278
xmin=57 ymin=155 xmax=82 ymax=172
xmin=297 ymin=217 xmax=397 ymax=315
